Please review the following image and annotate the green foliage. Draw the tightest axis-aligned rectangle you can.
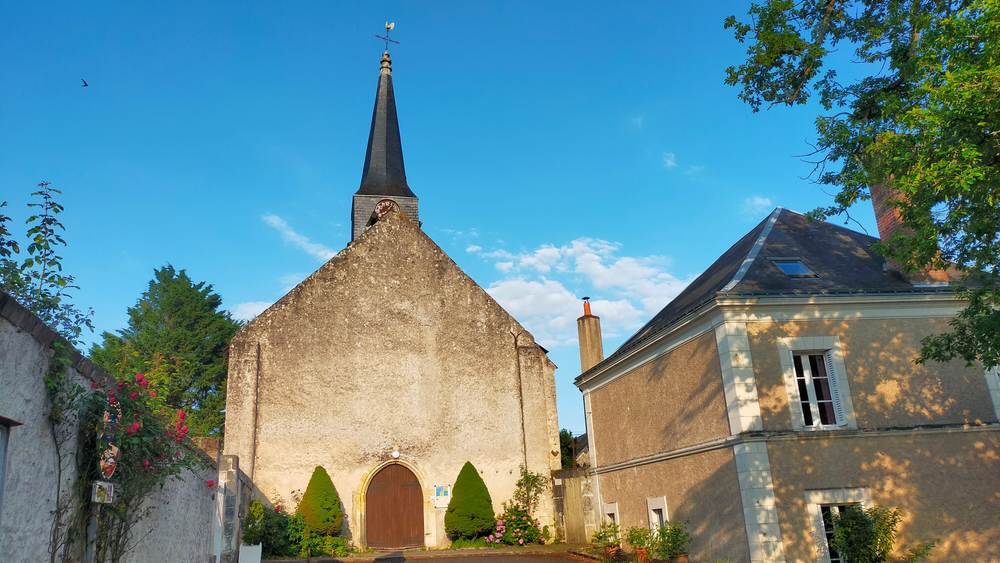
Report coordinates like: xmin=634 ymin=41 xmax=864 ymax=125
xmin=287 ymin=513 xmax=348 ymax=558
xmin=829 ymin=505 xmax=937 ymax=563
xmin=0 ymin=183 xmax=94 ymax=344
xmin=560 ymin=429 xmax=576 ymax=469
xmin=651 ymin=520 xmax=691 ymax=558
xmin=591 ymin=522 xmax=621 ymax=548
xmin=512 ymin=465 xmax=547 ymax=514
xmin=296 ymin=466 xmax=344 ymax=536
xmin=449 ymin=536 xmax=497 ymax=549
xmin=488 ymin=504 xmax=548 ymax=545
xmin=89 ymin=265 xmax=241 ymax=436
xmin=623 ymin=526 xmax=652 ymax=551
xmin=445 ymin=461 xmax=496 ymax=539
xmin=725 ymin=0 xmax=1000 ymax=369
xmin=83 ymin=373 xmax=206 ymax=563
xmin=242 ymin=500 xmax=293 ymax=557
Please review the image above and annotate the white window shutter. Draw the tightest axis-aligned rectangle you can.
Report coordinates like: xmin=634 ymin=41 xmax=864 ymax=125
xmin=825 ymin=351 xmax=846 ymax=426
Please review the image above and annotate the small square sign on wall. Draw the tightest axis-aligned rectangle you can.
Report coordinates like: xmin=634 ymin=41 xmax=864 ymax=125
xmin=433 ymin=485 xmax=451 ymax=508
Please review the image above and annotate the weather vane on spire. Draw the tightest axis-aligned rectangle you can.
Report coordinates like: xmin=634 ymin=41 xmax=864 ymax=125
xmin=376 ymin=22 xmax=398 ymax=52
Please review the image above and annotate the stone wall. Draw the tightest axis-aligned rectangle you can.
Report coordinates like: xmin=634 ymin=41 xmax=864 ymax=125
xmin=0 ymin=292 xmax=219 ymax=563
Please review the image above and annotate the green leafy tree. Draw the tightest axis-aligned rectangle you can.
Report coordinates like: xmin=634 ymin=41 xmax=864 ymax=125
xmin=725 ymin=0 xmax=1000 ymax=368
xmin=560 ymin=429 xmax=576 ymax=469
xmin=89 ymin=265 xmax=240 ymax=436
xmin=0 ymin=183 xmax=94 ymax=344
xmin=297 ymin=466 xmax=344 ymax=536
xmin=829 ymin=504 xmax=937 ymax=562
xmin=445 ymin=461 xmax=495 ymax=539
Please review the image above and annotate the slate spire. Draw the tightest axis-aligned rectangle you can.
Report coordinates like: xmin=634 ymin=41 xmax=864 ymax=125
xmin=357 ymin=51 xmax=415 ymax=198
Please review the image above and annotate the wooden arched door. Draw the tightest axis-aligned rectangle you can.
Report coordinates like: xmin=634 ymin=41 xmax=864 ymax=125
xmin=366 ymin=464 xmax=424 ymax=550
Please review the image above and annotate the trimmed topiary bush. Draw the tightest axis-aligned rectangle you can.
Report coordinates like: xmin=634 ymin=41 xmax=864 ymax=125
xmin=296 ymin=466 xmax=344 ymax=536
xmin=445 ymin=461 xmax=496 ymax=539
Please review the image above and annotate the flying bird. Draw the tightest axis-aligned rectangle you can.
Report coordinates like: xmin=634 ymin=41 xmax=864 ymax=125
xmin=81 ymin=79 xmax=88 ymax=87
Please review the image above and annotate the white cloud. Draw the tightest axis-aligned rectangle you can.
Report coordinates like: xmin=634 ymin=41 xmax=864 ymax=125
xmin=471 ymin=237 xmax=693 ymax=349
xmin=663 ymin=152 xmax=678 ymax=169
xmin=466 ymin=245 xmax=482 ymax=253
xmin=263 ymin=215 xmax=337 ymax=262
xmin=742 ymin=196 xmax=773 ymax=218
xmin=631 ymin=116 xmax=644 ymax=128
xmin=685 ymin=165 xmax=705 ymax=176
xmin=279 ymin=273 xmax=308 ymax=293
xmin=231 ymin=301 xmax=272 ymax=321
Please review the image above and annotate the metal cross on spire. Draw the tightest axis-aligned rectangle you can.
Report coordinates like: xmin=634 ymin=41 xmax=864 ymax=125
xmin=376 ymin=22 xmax=398 ymax=52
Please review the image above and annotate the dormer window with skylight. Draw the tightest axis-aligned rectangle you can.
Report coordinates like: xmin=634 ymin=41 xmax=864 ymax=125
xmin=771 ymin=258 xmax=818 ymax=278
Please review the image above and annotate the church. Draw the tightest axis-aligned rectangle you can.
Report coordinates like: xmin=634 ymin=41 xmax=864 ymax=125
xmin=223 ymin=48 xmax=562 ymax=550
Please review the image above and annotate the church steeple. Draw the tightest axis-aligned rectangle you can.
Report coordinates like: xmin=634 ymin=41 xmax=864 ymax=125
xmin=351 ymin=46 xmax=420 ymax=242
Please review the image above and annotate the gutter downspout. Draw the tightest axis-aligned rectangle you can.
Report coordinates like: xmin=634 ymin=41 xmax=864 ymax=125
xmin=511 ymin=330 xmax=529 ymax=469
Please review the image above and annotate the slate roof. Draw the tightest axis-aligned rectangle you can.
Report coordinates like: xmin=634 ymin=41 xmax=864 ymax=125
xmin=577 ymin=207 xmax=955 ymax=382
xmin=357 ymin=52 xmax=415 ymax=198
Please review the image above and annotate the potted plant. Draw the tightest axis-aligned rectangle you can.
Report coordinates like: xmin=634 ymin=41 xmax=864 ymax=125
xmin=624 ymin=526 xmax=652 ymax=563
xmin=592 ymin=522 xmax=622 ymax=561
xmin=652 ymin=520 xmax=691 ymax=563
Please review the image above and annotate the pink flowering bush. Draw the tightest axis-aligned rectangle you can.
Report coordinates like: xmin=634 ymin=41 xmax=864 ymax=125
xmin=488 ymin=504 xmax=548 ymax=546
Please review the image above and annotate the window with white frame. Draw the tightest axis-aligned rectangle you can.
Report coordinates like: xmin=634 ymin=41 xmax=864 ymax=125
xmin=646 ymin=496 xmax=667 ymax=530
xmin=778 ymin=337 xmax=857 ymax=431
xmin=603 ymin=501 xmax=620 ymax=532
xmin=805 ymin=488 xmax=872 ymax=563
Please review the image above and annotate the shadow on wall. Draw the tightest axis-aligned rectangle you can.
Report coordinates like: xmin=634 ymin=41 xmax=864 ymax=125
xmin=750 ymin=318 xmax=996 ymax=429
xmin=766 ymin=431 xmax=1000 ymax=562
xmin=645 ymin=333 xmax=728 ymax=448
xmin=673 ymin=454 xmax=751 ymax=563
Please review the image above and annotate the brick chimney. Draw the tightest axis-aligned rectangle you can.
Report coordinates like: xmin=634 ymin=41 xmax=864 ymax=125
xmin=870 ymin=183 xmax=951 ymax=283
xmin=577 ymin=298 xmax=604 ymax=373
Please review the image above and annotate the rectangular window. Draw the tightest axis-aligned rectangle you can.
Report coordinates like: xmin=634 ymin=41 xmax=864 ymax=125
xmin=805 ymin=488 xmax=872 ymax=563
xmin=652 ymin=508 xmax=664 ymax=529
xmin=820 ymin=504 xmax=859 ymax=563
xmin=792 ymin=351 xmax=845 ymax=428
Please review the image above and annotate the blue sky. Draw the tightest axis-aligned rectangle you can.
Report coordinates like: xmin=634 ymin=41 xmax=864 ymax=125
xmin=0 ymin=1 xmax=877 ymax=435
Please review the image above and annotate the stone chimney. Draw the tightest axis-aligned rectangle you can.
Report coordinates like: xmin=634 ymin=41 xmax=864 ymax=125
xmin=577 ymin=298 xmax=604 ymax=373
xmin=870 ymin=183 xmax=951 ymax=284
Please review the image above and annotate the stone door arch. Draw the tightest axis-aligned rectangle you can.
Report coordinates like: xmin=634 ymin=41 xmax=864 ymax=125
xmin=365 ymin=463 xmax=424 ymax=549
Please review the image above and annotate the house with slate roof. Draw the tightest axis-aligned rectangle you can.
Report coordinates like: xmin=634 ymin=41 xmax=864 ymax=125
xmin=574 ymin=206 xmax=1000 ymax=563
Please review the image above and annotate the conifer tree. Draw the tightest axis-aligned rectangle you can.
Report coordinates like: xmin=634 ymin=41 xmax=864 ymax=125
xmin=89 ymin=265 xmax=240 ymax=436
xmin=445 ymin=461 xmax=495 ymax=539
xmin=297 ymin=466 xmax=344 ymax=536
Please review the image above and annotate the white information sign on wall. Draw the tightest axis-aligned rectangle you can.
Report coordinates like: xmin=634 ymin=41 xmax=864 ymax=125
xmin=433 ymin=485 xmax=451 ymax=508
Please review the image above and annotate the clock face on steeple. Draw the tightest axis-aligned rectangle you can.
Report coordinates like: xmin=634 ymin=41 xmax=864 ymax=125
xmin=374 ymin=199 xmax=400 ymax=219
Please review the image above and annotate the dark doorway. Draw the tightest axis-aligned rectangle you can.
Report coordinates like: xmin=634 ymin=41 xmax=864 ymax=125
xmin=366 ymin=464 xmax=424 ymax=550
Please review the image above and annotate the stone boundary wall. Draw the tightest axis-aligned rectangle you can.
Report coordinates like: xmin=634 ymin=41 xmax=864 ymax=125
xmin=0 ymin=291 xmax=220 ymax=563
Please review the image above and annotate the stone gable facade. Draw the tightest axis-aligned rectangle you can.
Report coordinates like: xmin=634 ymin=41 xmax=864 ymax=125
xmin=224 ymin=211 xmax=561 ymax=549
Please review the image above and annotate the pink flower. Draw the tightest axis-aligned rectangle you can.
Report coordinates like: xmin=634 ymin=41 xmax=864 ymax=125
xmin=519 ymin=539 xmax=523 ymax=545
xmin=117 ymin=382 xmax=125 ymax=391
xmin=90 ymin=382 xmax=98 ymax=389
xmin=150 ymin=391 xmax=156 ymax=397
xmin=181 ymin=426 xmax=189 ymax=434
xmin=136 ymin=373 xmax=144 ymax=382
xmin=131 ymin=392 xmax=139 ymax=400
xmin=275 ymin=505 xmax=281 ymax=512
xmin=523 ymin=516 xmax=527 ymax=521
xmin=108 ymin=390 xmax=115 ymax=397
xmin=207 ymin=480 xmax=215 ymax=488
xmin=178 ymin=410 xmax=186 ymax=419
xmin=126 ymin=425 xmax=137 ymax=435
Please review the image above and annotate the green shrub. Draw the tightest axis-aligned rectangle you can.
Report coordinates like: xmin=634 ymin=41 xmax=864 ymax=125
xmin=624 ymin=526 xmax=652 ymax=551
xmin=296 ymin=466 xmax=344 ymax=536
xmin=650 ymin=520 xmax=690 ymax=558
xmin=829 ymin=505 xmax=937 ymax=563
xmin=486 ymin=504 xmax=548 ymax=545
xmin=445 ymin=462 xmax=496 ymax=539
xmin=241 ymin=499 xmax=293 ymax=557
xmin=591 ymin=522 xmax=621 ymax=548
